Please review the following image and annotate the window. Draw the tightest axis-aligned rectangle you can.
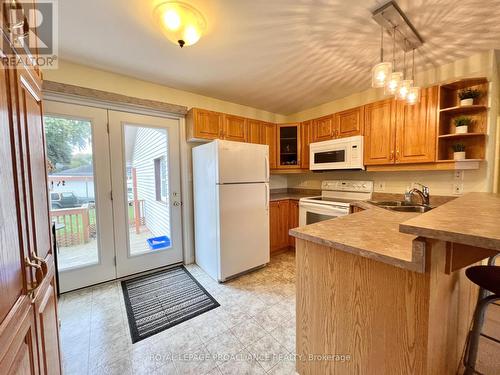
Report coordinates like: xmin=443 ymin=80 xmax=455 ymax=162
xmin=154 ymin=156 xmax=168 ymax=202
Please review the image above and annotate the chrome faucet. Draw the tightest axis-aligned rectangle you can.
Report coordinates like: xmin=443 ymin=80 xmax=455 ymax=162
xmin=405 ymin=183 xmax=430 ymax=206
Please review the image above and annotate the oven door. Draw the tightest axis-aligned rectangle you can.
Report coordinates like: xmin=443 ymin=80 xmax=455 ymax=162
xmin=299 ymin=202 xmax=348 ymax=226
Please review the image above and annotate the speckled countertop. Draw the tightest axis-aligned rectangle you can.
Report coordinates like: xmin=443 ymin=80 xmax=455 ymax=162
xmin=290 ymin=192 xmax=500 ymax=273
xmin=400 ymin=192 xmax=500 ymax=250
xmin=269 ymin=189 xmax=320 ymax=202
xmin=289 ymin=204 xmax=424 ymax=272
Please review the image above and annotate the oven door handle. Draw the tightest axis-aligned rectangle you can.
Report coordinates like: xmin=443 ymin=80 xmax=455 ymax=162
xmin=299 ymin=202 xmax=349 ymax=215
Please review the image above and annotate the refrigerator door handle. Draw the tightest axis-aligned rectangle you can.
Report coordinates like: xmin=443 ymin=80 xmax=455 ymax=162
xmin=265 ymin=184 xmax=269 ymax=209
xmin=265 ymin=155 xmax=269 ymax=182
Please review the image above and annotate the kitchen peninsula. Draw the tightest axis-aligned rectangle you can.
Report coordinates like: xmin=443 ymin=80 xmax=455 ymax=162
xmin=290 ymin=192 xmax=500 ymax=375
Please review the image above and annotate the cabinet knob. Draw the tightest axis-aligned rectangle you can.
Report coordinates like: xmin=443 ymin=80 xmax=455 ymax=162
xmin=389 ymin=151 xmax=394 ymax=161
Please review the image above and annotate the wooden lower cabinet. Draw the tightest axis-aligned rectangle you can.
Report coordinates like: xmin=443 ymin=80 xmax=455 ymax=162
xmin=270 ymin=199 xmax=300 ymax=253
xmin=33 ymin=273 xmax=61 ymax=375
xmin=288 ymin=200 xmax=299 ymax=247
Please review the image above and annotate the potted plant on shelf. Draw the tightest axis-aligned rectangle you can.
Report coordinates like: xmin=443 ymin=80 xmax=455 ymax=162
xmin=454 ymin=116 xmax=472 ymax=134
xmin=458 ymin=88 xmax=480 ymax=106
xmin=452 ymin=143 xmax=466 ymax=160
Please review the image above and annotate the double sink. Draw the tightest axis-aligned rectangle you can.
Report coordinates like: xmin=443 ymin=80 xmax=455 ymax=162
xmin=369 ymin=200 xmax=433 ymax=213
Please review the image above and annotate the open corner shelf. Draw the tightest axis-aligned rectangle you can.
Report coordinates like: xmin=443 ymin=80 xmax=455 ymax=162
xmin=437 ymin=78 xmax=488 ymax=164
xmin=439 ymin=105 xmax=488 ymax=114
xmin=438 ymin=133 xmax=486 ymax=139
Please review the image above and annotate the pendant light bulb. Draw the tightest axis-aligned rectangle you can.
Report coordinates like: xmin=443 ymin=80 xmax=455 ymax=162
xmin=372 ymin=27 xmax=392 ymax=88
xmin=385 ymin=27 xmax=403 ymax=95
xmin=397 ymin=45 xmax=412 ymax=100
xmin=406 ymin=48 xmax=421 ymax=105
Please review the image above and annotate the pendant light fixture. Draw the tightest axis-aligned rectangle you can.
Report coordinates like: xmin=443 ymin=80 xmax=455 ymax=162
xmin=371 ymin=27 xmax=392 ymax=88
xmin=397 ymin=40 xmax=413 ymax=100
xmin=385 ymin=27 xmax=403 ymax=95
xmin=372 ymin=1 xmax=424 ymax=103
xmin=406 ymin=49 xmax=421 ymax=105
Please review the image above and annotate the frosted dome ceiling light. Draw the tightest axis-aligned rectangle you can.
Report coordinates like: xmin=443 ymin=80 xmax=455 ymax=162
xmin=154 ymin=1 xmax=207 ymax=48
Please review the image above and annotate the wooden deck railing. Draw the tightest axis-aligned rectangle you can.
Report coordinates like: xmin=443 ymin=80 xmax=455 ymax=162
xmin=51 ymin=201 xmax=146 ymax=247
xmin=50 ymin=206 xmax=93 ymax=247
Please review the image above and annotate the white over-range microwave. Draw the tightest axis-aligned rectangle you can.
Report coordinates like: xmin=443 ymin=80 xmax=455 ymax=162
xmin=309 ymin=135 xmax=364 ymax=171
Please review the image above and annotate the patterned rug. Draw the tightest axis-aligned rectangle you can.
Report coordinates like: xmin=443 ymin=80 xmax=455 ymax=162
xmin=121 ymin=266 xmax=220 ymax=343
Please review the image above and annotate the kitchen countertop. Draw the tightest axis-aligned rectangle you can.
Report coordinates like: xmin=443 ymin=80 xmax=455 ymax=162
xmin=289 ymin=204 xmax=425 ymax=272
xmin=400 ymin=192 xmax=500 ymax=250
xmin=290 ymin=192 xmax=500 ymax=273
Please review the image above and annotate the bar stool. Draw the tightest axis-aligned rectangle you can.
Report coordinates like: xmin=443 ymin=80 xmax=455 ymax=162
xmin=463 ymin=255 xmax=500 ymax=375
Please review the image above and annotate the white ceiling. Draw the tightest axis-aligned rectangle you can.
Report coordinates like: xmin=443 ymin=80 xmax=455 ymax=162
xmin=58 ymin=0 xmax=500 ymax=115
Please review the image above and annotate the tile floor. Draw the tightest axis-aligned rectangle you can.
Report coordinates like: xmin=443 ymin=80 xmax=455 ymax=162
xmin=58 ymin=252 xmax=297 ymax=375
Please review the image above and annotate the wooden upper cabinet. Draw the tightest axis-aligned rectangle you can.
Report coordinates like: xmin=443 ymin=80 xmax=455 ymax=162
xmin=186 ymin=108 xmax=223 ymax=141
xmin=335 ymin=106 xmax=364 ymax=138
xmin=395 ymin=86 xmax=438 ymax=164
xmin=247 ymin=119 xmax=262 ymax=144
xmin=261 ymin=122 xmax=277 ymax=169
xmin=223 ymin=114 xmax=247 ymax=142
xmin=300 ymin=120 xmax=311 ymax=169
xmin=364 ymin=99 xmax=396 ymax=165
xmin=312 ymin=115 xmax=334 ymax=142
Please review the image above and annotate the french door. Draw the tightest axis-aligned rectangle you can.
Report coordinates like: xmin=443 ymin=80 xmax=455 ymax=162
xmin=44 ymin=101 xmax=183 ymax=292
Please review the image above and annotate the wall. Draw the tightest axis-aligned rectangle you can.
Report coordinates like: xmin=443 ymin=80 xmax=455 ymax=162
xmin=132 ymin=127 xmax=170 ymax=238
xmin=43 ymin=60 xmax=288 ymax=123
xmin=285 ymin=50 xmax=500 ymax=195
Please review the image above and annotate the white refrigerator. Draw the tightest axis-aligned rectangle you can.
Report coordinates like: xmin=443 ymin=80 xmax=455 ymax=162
xmin=192 ymin=140 xmax=270 ymax=282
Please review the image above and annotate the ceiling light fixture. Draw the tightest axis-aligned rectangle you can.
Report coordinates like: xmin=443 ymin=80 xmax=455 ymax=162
xmin=384 ymin=26 xmax=402 ymax=95
xmin=372 ymin=1 xmax=423 ymax=105
xmin=406 ymin=49 xmax=421 ymax=105
xmin=154 ymin=1 xmax=206 ymax=48
xmin=397 ymin=41 xmax=413 ymax=100
xmin=371 ymin=26 xmax=392 ymax=88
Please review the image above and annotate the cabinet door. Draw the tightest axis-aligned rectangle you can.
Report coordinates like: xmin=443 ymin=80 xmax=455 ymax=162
xmin=288 ymin=200 xmax=299 ymax=247
xmin=269 ymin=201 xmax=281 ymax=253
xmin=300 ymin=121 xmax=311 ymax=169
xmin=247 ymin=119 xmax=262 ymax=144
xmin=223 ymin=114 xmax=247 ymax=142
xmin=261 ymin=123 xmax=277 ymax=169
xmin=0 ymin=302 xmax=39 ymax=375
xmin=277 ymin=200 xmax=289 ymax=249
xmin=335 ymin=106 xmax=364 ymax=138
xmin=364 ymin=99 xmax=396 ymax=165
xmin=395 ymin=86 xmax=438 ymax=164
xmin=277 ymin=124 xmax=300 ymax=169
xmin=32 ymin=274 xmax=61 ymax=375
xmin=189 ymin=108 xmax=223 ymax=140
xmin=312 ymin=115 xmax=334 ymax=142
xmin=17 ymin=67 xmax=52 ymax=261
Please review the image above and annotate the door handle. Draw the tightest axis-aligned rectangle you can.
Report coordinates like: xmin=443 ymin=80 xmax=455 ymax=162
xmin=25 ymin=256 xmax=44 ymax=295
xmin=30 ymin=251 xmax=48 ymax=275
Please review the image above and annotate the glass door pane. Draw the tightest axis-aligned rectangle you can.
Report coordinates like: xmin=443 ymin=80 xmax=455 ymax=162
xmin=109 ymin=111 xmax=183 ymax=278
xmin=124 ymin=125 xmax=172 ymax=256
xmin=45 ymin=116 xmax=99 ymax=270
xmin=44 ymin=101 xmax=115 ymax=293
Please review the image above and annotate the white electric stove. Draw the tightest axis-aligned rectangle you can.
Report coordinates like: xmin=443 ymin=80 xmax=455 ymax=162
xmin=299 ymin=180 xmax=373 ymax=226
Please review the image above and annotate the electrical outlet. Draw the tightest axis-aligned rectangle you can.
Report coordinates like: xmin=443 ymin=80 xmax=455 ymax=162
xmin=453 ymin=183 xmax=464 ymax=195
xmin=454 ymin=170 xmax=464 ymax=181
xmin=375 ymin=181 xmax=386 ymax=192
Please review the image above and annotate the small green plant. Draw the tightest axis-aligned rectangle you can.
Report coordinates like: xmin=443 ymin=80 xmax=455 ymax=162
xmin=458 ymin=88 xmax=481 ymax=100
xmin=452 ymin=143 xmax=466 ymax=152
xmin=454 ymin=116 xmax=472 ymax=127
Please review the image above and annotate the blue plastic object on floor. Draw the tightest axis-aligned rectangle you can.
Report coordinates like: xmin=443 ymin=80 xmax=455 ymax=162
xmin=146 ymin=236 xmax=171 ymax=250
